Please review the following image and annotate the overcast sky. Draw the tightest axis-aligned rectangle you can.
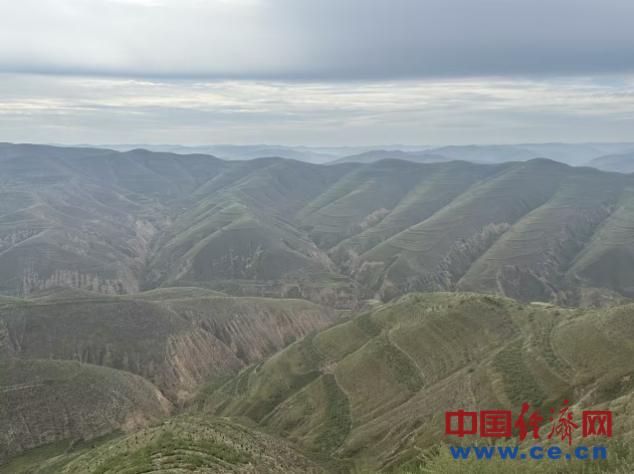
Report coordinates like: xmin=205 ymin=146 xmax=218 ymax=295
xmin=1 ymin=0 xmax=634 ymax=146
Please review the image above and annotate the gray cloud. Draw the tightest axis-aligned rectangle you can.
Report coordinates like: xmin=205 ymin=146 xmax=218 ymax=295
xmin=1 ymin=0 xmax=634 ymax=79
xmin=2 ymin=1 xmax=634 ymax=146
xmin=2 ymin=74 xmax=633 ymax=145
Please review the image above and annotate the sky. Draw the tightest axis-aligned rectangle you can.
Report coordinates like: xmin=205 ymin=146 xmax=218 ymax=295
xmin=1 ymin=0 xmax=634 ymax=146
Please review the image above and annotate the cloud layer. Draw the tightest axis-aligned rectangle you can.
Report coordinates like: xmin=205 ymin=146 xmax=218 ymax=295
xmin=1 ymin=1 xmax=634 ymax=145
xmin=2 ymin=74 xmax=633 ymax=145
xmin=2 ymin=0 xmax=634 ymax=79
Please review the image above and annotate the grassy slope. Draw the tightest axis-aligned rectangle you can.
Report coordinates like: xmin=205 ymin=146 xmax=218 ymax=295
xmin=329 ymin=161 xmax=506 ymax=263
xmin=143 ymin=158 xmax=357 ymax=305
xmin=0 ymin=288 xmax=337 ymax=464
xmin=0 ymin=359 xmax=171 ymax=465
xmin=357 ymin=159 xmax=570 ymax=297
xmin=458 ymin=168 xmax=628 ymax=302
xmin=4 ymin=144 xmax=634 ymax=305
xmin=297 ymin=160 xmax=430 ymax=248
xmin=568 ymin=188 xmax=634 ymax=299
xmin=0 ymin=145 xmax=228 ymax=297
xmin=201 ymin=293 xmax=634 ymax=471
xmin=0 ymin=290 xmax=336 ymax=401
xmin=1 ymin=416 xmax=325 ymax=474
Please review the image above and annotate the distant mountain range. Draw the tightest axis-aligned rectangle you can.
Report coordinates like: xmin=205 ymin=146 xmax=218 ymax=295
xmin=78 ymin=143 xmax=385 ymax=164
xmin=332 ymin=142 xmax=634 ymax=169
xmin=2 ymin=142 xmax=634 ymax=473
xmin=83 ymin=142 xmax=634 ymax=171
xmin=589 ymin=151 xmax=634 ymax=173
xmin=1 ymin=142 xmax=633 ymax=306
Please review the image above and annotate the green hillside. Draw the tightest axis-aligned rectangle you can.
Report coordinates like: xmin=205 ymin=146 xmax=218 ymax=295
xmin=0 ymin=290 xmax=336 ymax=401
xmin=5 ymin=292 xmax=634 ymax=472
xmin=3 ymin=143 xmax=634 ymax=472
xmin=3 ymin=144 xmax=634 ymax=306
xmin=0 ymin=416 xmax=325 ymax=474
xmin=0 ymin=359 xmax=171 ymax=465
xmin=201 ymin=293 xmax=634 ymax=471
xmin=458 ymin=168 xmax=629 ymax=303
xmin=330 ymin=161 xmax=504 ymax=265
xmin=567 ymin=188 xmax=634 ymax=300
xmin=356 ymin=159 xmax=570 ymax=298
xmin=0 ymin=288 xmax=336 ymax=463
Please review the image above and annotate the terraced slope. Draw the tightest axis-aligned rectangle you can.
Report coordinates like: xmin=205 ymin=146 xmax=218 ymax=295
xmin=567 ymin=189 xmax=634 ymax=300
xmin=458 ymin=168 xmax=629 ymax=303
xmin=143 ymin=159 xmax=354 ymax=305
xmin=202 ymin=293 xmax=634 ymax=471
xmin=329 ymin=161 xmax=506 ymax=263
xmin=3 ymin=143 xmax=634 ymax=305
xmin=0 ymin=288 xmax=336 ymax=464
xmin=0 ymin=290 xmax=336 ymax=401
xmin=0 ymin=359 xmax=171 ymax=465
xmin=297 ymin=160 xmax=433 ymax=248
xmin=355 ymin=159 xmax=571 ymax=299
xmin=0 ymin=178 xmax=161 ymax=295
xmin=1 ymin=416 xmax=325 ymax=474
xmin=0 ymin=144 xmax=220 ymax=296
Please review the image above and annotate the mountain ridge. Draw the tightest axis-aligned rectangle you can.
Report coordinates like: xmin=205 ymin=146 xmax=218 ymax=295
xmin=201 ymin=292 xmax=634 ymax=471
xmin=2 ymin=143 xmax=634 ymax=307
